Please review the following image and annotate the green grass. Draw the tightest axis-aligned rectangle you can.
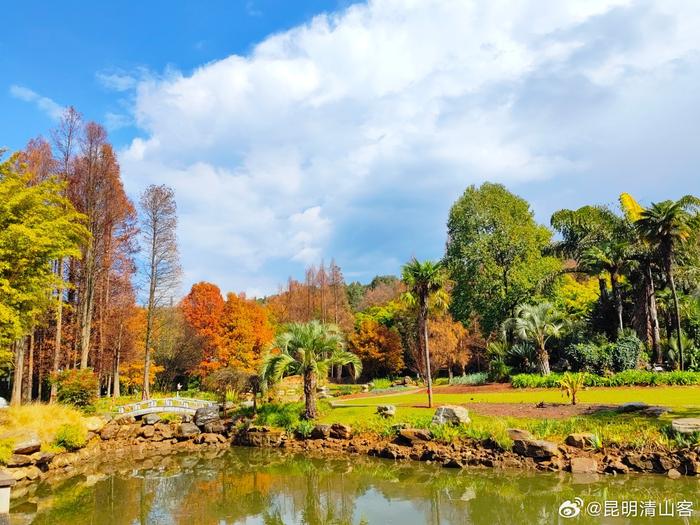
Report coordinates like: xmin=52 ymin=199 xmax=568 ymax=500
xmin=335 ymin=385 xmax=700 ymax=408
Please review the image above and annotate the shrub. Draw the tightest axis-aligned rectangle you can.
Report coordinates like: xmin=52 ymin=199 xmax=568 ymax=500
xmin=449 ymin=372 xmax=488 ymax=386
xmin=488 ymin=359 xmax=511 ymax=383
xmin=370 ymin=378 xmax=393 ymax=390
xmin=564 ymin=342 xmax=612 ymax=374
xmin=294 ymin=420 xmax=315 ymax=438
xmin=559 ymin=372 xmax=586 ymax=405
xmin=512 ymin=370 xmax=700 ymax=388
xmin=52 ymin=368 xmax=98 ymax=409
xmin=54 ymin=423 xmax=87 ymax=451
xmin=611 ymin=334 xmax=642 ymax=372
xmin=0 ymin=439 xmax=13 ymax=465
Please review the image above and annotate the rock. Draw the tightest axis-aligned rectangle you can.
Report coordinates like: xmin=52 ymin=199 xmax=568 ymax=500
xmin=140 ymin=425 xmax=155 ymax=439
xmin=361 ymin=384 xmax=370 ymax=393
xmin=9 ymin=467 xmax=28 ymax=481
xmin=237 ymin=427 xmax=285 ymax=447
xmin=203 ymin=421 xmax=226 ymax=434
xmin=432 ymin=405 xmax=470 ymax=426
xmin=11 ymin=433 xmax=41 ymax=455
xmin=30 ymin=452 xmax=54 ymax=466
xmin=143 ymin=413 xmax=161 ymax=426
xmin=671 ymin=418 xmax=700 ymax=434
xmin=623 ymin=454 xmax=653 ymax=472
xmin=84 ymin=416 xmax=106 ymax=433
xmin=194 ymin=406 xmax=220 ymax=427
xmin=570 ymin=457 xmax=598 ymax=474
xmin=330 ymin=424 xmax=352 ymax=439
xmin=24 ymin=466 xmax=41 ymax=481
xmin=99 ymin=423 xmax=119 ymax=441
xmin=376 ymin=405 xmax=396 ymax=418
xmin=7 ymin=454 xmax=33 ymax=467
xmin=310 ymin=425 xmax=332 ymax=440
xmin=507 ymin=428 xmax=533 ymax=441
xmin=565 ymin=433 xmax=596 ymax=449
xmin=181 ymin=414 xmax=193 ymax=424
xmin=642 ymin=406 xmax=669 ymax=418
xmin=617 ymin=402 xmax=649 ymax=413
xmin=154 ymin=423 xmax=174 ymax=440
xmin=177 ymin=423 xmax=201 ymax=439
xmin=397 ymin=428 xmax=432 ymax=446
xmin=667 ymin=468 xmax=682 ymax=479
xmin=512 ymin=439 xmax=559 ymax=459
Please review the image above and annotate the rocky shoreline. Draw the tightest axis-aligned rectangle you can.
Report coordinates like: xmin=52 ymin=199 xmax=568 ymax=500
xmin=3 ymin=404 xmax=699 ymax=494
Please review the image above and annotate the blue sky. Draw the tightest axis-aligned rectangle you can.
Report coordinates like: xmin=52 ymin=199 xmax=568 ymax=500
xmin=3 ymin=0 xmax=700 ymax=297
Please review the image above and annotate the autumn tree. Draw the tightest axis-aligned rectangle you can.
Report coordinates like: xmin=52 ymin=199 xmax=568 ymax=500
xmin=180 ymin=282 xmax=225 ymax=369
xmin=348 ymin=319 xmax=404 ymax=378
xmin=428 ymin=313 xmax=470 ymax=379
xmin=139 ymin=184 xmax=181 ymax=399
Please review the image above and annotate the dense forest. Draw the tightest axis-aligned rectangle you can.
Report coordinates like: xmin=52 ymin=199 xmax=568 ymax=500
xmin=2 ymin=107 xmax=699 ymax=407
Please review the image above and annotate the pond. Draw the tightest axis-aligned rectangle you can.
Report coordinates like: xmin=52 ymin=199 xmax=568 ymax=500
xmin=9 ymin=447 xmax=700 ymax=524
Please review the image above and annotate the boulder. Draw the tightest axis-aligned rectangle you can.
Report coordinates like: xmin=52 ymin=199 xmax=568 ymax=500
xmin=671 ymin=418 xmax=700 ymax=435
xmin=565 ymin=433 xmax=596 ymax=449
xmin=181 ymin=414 xmax=193 ymax=424
xmin=361 ymin=384 xmax=370 ymax=393
xmin=6 ymin=454 xmax=33 ymax=467
xmin=507 ymin=428 xmax=533 ymax=441
xmin=617 ymin=402 xmax=649 ymax=413
xmin=431 ymin=405 xmax=470 ymax=426
xmin=512 ymin=439 xmax=559 ymax=459
xmin=570 ymin=457 xmax=598 ymax=474
xmin=177 ymin=423 xmax=201 ymax=440
xmin=667 ymin=468 xmax=682 ymax=479
xmin=397 ymin=428 xmax=432 ymax=446
xmin=310 ymin=424 xmax=332 ymax=440
xmin=140 ymin=425 xmax=155 ymax=439
xmin=330 ymin=424 xmax=352 ymax=440
xmin=30 ymin=452 xmax=54 ymax=466
xmin=194 ymin=406 xmax=220 ymax=427
xmin=11 ymin=433 xmax=41 ymax=455
xmin=238 ymin=426 xmax=285 ymax=447
xmin=642 ymin=406 xmax=669 ymax=418
xmin=24 ymin=466 xmax=41 ymax=481
xmin=143 ymin=413 xmax=161 ymax=426
xmin=99 ymin=422 xmax=119 ymax=441
xmin=376 ymin=405 xmax=396 ymax=418
xmin=154 ymin=423 xmax=174 ymax=440
xmin=203 ymin=421 xmax=226 ymax=434
xmin=623 ymin=454 xmax=653 ymax=472
xmin=84 ymin=416 xmax=106 ymax=433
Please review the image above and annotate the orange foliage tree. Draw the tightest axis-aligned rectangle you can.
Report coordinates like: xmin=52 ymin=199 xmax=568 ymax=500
xmin=348 ymin=319 xmax=404 ymax=378
xmin=428 ymin=313 xmax=471 ymax=379
xmin=213 ymin=293 xmax=274 ymax=375
xmin=180 ymin=282 xmax=225 ymax=370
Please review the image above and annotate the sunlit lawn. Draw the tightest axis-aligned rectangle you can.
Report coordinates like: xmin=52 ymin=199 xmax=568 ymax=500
xmin=334 ymin=385 xmax=700 ymax=409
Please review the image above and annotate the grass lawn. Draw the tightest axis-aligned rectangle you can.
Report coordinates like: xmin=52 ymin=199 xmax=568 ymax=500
xmin=335 ymin=385 xmax=700 ymax=409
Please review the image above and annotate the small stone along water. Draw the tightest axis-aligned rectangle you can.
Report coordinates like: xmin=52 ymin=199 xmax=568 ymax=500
xmin=9 ymin=447 xmax=700 ymax=524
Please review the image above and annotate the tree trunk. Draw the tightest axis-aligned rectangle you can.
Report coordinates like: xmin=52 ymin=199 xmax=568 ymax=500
xmin=668 ymin=265 xmax=684 ymax=370
xmin=11 ymin=339 xmax=25 ymax=406
xmin=645 ymin=265 xmax=662 ymax=364
xmin=113 ymin=324 xmax=122 ymax=399
xmin=610 ymin=271 xmax=624 ymax=334
xmin=303 ymin=369 xmax=317 ymax=419
xmin=24 ymin=332 xmax=34 ymax=402
xmin=51 ymin=259 xmax=64 ymax=403
xmin=79 ymin=245 xmax=96 ymax=369
xmin=537 ymin=346 xmax=551 ymax=376
xmin=143 ymin=233 xmax=158 ymax=400
xmin=420 ymin=296 xmax=433 ymax=408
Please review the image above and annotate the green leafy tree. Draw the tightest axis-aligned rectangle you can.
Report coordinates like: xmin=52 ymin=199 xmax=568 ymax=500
xmin=260 ymin=321 xmax=361 ymax=419
xmin=502 ymin=302 xmax=564 ymax=375
xmin=446 ymin=183 xmax=561 ymax=333
xmin=401 ymin=258 xmax=448 ymax=408
xmin=635 ymin=197 xmax=700 ymax=370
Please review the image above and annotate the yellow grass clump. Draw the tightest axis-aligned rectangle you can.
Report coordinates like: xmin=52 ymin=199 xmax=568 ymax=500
xmin=0 ymin=403 xmax=87 ymax=448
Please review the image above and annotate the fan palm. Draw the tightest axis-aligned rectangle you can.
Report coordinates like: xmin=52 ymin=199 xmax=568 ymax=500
xmin=635 ymin=196 xmax=700 ymax=370
xmin=401 ymin=257 xmax=449 ymax=408
xmin=260 ymin=321 xmax=361 ymax=419
xmin=502 ymin=302 xmax=564 ymax=375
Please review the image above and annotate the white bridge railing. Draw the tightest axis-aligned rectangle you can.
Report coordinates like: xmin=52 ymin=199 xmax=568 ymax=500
xmin=114 ymin=397 xmax=218 ymax=418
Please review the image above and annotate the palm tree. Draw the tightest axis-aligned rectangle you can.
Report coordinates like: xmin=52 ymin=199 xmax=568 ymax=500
xmin=635 ymin=197 xmax=700 ymax=370
xmin=260 ymin=321 xmax=361 ymax=419
xmin=502 ymin=302 xmax=564 ymax=375
xmin=401 ymin=257 xmax=449 ymax=408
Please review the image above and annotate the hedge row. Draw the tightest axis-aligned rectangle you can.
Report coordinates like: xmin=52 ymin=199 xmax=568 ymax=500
xmin=510 ymin=370 xmax=700 ymax=388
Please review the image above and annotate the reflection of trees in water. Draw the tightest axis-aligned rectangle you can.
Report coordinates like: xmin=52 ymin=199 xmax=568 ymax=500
xmin=17 ymin=448 xmax=700 ymax=525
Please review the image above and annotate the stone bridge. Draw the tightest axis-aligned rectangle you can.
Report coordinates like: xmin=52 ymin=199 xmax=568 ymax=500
xmin=114 ymin=397 xmax=218 ymax=418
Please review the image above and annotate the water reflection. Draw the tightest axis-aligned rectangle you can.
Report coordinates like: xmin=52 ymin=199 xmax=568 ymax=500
xmin=10 ymin=447 xmax=700 ymax=524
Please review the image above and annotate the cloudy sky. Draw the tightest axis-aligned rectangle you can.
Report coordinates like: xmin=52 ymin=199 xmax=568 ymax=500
xmin=3 ymin=0 xmax=700 ymax=297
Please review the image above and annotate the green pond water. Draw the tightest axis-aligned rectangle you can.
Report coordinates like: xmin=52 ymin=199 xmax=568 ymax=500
xmin=9 ymin=447 xmax=700 ymax=524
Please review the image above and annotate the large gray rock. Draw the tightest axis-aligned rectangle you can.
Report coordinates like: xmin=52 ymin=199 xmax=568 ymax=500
xmin=512 ymin=439 xmax=559 ymax=459
xmin=84 ymin=416 xmax=106 ymax=433
xmin=376 ymin=405 xmax=396 ymax=418
xmin=203 ymin=420 xmax=226 ymax=434
xmin=431 ymin=405 xmax=470 ymax=426
xmin=617 ymin=402 xmax=649 ymax=413
xmin=672 ymin=418 xmax=700 ymax=434
xmin=143 ymin=413 xmax=161 ymax=426
xmin=194 ymin=405 xmax=220 ymax=427
xmin=507 ymin=428 xmax=533 ymax=441
xmin=330 ymin=423 xmax=352 ymax=440
xmin=177 ymin=423 xmax=201 ymax=439
xmin=397 ymin=428 xmax=432 ymax=446
xmin=310 ymin=424 xmax=332 ymax=440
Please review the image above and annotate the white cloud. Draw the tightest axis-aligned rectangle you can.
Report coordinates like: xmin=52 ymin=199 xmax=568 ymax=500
xmin=119 ymin=0 xmax=700 ymax=295
xmin=9 ymin=85 xmax=64 ymax=120
xmin=96 ymin=70 xmax=139 ymax=91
